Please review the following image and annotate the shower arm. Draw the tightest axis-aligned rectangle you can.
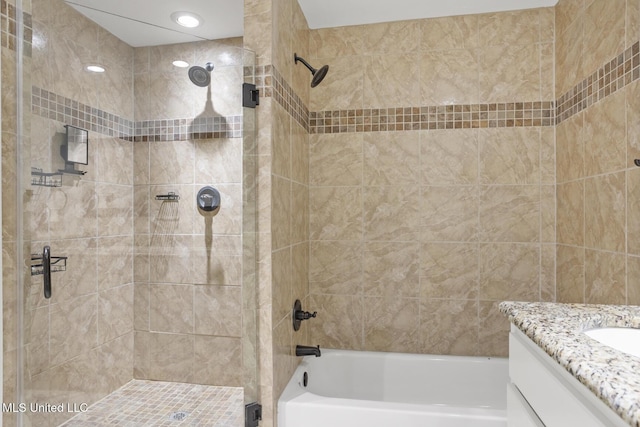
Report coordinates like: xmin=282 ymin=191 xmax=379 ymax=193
xmin=294 ymin=54 xmax=317 ymax=74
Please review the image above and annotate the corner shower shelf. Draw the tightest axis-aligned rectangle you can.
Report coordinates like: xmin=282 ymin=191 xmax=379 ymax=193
xmin=30 ymin=254 xmax=67 ymax=276
xmin=31 ymin=167 xmax=63 ymax=187
xmin=155 ymin=192 xmax=180 ymax=201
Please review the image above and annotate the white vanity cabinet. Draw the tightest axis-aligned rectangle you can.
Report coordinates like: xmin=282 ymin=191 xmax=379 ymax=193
xmin=507 ymin=326 xmax=629 ymax=427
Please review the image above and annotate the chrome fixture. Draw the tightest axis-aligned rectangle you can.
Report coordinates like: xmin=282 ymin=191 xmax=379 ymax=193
xmin=188 ymin=62 xmax=214 ymax=87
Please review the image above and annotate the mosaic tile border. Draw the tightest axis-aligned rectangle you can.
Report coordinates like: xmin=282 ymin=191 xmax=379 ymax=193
xmin=24 ymin=34 xmax=640 ymax=137
xmin=32 ymin=87 xmax=135 ymax=138
xmin=556 ymin=41 xmax=640 ymax=124
xmin=265 ymin=66 xmax=556 ymax=134
xmin=309 ymin=102 xmax=555 ymax=133
xmin=272 ymin=66 xmax=310 ymax=131
xmin=134 ymin=116 xmax=243 ymax=141
xmin=1 ymin=0 xmax=32 ymax=56
xmin=31 ymin=86 xmax=243 ymax=141
xmin=252 ymin=64 xmax=271 ymax=96
xmin=254 ymin=64 xmax=310 ymax=132
xmin=269 ymin=40 xmax=640 ymax=134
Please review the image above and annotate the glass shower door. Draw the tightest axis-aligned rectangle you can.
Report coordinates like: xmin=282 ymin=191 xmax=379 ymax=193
xmin=8 ymin=0 xmax=259 ymax=425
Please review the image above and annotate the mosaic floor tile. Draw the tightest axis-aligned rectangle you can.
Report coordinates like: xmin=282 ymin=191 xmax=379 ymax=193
xmin=59 ymin=380 xmax=244 ymax=427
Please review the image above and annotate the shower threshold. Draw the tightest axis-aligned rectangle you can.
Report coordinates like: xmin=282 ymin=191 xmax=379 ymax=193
xmin=58 ymin=379 xmax=243 ymax=426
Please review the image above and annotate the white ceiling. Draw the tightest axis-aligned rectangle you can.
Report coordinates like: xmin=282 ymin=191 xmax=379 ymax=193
xmin=65 ymin=0 xmax=559 ymax=48
xmin=65 ymin=0 xmax=244 ymax=47
xmin=298 ymin=0 xmax=559 ymax=29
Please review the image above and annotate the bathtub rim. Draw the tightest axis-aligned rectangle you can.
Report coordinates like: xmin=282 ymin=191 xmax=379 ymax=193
xmin=279 ymin=348 xmax=509 ymax=407
xmin=278 ymin=349 xmax=508 ymax=427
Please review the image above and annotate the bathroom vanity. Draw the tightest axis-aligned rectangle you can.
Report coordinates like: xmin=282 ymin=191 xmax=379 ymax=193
xmin=500 ymin=302 xmax=640 ymax=427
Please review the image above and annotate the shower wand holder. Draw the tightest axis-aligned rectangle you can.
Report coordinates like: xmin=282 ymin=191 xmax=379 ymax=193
xmin=293 ymin=299 xmax=317 ymax=331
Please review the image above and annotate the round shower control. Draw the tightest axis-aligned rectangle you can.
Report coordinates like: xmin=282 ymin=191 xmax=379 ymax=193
xmin=197 ymin=186 xmax=221 ymax=212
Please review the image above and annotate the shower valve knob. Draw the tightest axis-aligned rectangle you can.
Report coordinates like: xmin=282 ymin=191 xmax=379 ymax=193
xmin=295 ymin=310 xmax=317 ymax=321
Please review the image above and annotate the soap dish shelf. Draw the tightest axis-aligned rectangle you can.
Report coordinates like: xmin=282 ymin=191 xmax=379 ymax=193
xmin=31 ymin=168 xmax=63 ymax=187
xmin=155 ymin=192 xmax=180 ymax=201
xmin=30 ymin=254 xmax=67 ymax=276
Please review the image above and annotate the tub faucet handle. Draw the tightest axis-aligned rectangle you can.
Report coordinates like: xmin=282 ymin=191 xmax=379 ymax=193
xmin=293 ymin=299 xmax=317 ymax=331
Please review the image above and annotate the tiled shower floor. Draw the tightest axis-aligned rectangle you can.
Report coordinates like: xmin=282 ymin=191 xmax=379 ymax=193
xmin=59 ymin=380 xmax=244 ymax=426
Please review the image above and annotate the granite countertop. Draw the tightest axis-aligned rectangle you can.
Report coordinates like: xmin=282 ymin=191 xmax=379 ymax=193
xmin=500 ymin=301 xmax=640 ymax=427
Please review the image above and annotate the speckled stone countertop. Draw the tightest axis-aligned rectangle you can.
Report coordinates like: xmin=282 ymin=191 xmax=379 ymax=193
xmin=500 ymin=301 xmax=640 ymax=427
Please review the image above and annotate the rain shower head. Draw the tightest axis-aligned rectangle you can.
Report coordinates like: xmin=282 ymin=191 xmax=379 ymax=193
xmin=188 ymin=62 xmax=214 ymax=87
xmin=294 ymin=54 xmax=329 ymax=88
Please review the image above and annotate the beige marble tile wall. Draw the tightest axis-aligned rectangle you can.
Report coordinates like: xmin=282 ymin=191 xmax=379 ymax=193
xmin=556 ymin=0 xmax=640 ymax=305
xmin=307 ymin=9 xmax=557 ymax=358
xmin=132 ymin=39 xmax=246 ymax=389
xmin=2 ymin=0 xmax=136 ymax=425
xmin=272 ymin=0 xmax=311 ymax=425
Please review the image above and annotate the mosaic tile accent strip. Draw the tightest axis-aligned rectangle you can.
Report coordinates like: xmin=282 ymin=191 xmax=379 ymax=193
xmin=264 ymin=65 xmax=554 ymax=134
xmin=32 ymin=86 xmax=135 ymax=139
xmin=1 ymin=0 xmax=32 ymax=56
xmin=253 ymin=64 xmax=310 ymax=131
xmin=557 ymin=41 xmax=640 ymax=124
xmin=253 ymin=65 xmax=273 ymax=101
xmin=309 ymin=102 xmax=555 ymax=134
xmin=27 ymin=39 xmax=640 ymax=137
xmin=271 ymin=66 xmax=310 ymax=132
xmin=31 ymin=86 xmax=243 ymax=141
xmin=268 ymin=40 xmax=640 ymax=134
xmin=134 ymin=116 xmax=243 ymax=141
xmin=60 ymin=380 xmax=244 ymax=427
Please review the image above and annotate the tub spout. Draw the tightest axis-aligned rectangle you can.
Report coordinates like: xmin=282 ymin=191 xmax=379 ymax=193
xmin=296 ymin=345 xmax=321 ymax=357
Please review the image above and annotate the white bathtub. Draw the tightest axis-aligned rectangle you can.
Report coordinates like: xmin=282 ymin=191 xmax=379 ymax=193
xmin=278 ymin=349 xmax=508 ymax=427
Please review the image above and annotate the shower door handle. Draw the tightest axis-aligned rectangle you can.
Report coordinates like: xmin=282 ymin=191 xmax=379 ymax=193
xmin=42 ymin=245 xmax=52 ymax=299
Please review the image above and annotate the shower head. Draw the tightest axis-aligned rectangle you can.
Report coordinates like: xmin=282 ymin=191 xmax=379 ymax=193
xmin=294 ymin=54 xmax=329 ymax=88
xmin=188 ymin=62 xmax=214 ymax=87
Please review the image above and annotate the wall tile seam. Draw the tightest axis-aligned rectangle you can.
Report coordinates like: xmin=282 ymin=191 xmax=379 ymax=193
xmin=31 ymin=86 xmax=244 ymax=141
xmin=308 ymin=238 xmax=546 ymax=242
xmin=554 ymin=242 xmax=635 ymax=256
xmin=307 ymin=184 xmax=548 ymax=188
xmin=557 ymin=169 xmax=635 ymax=186
xmin=306 ymin=293 xmax=540 ymax=303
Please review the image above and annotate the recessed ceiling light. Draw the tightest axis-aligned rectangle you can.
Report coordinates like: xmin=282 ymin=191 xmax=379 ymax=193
xmin=172 ymin=60 xmax=190 ymax=68
xmin=86 ymin=65 xmax=105 ymax=73
xmin=171 ymin=11 xmax=202 ymax=28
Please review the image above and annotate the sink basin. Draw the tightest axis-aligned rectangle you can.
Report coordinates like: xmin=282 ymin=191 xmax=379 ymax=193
xmin=583 ymin=327 xmax=640 ymax=358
